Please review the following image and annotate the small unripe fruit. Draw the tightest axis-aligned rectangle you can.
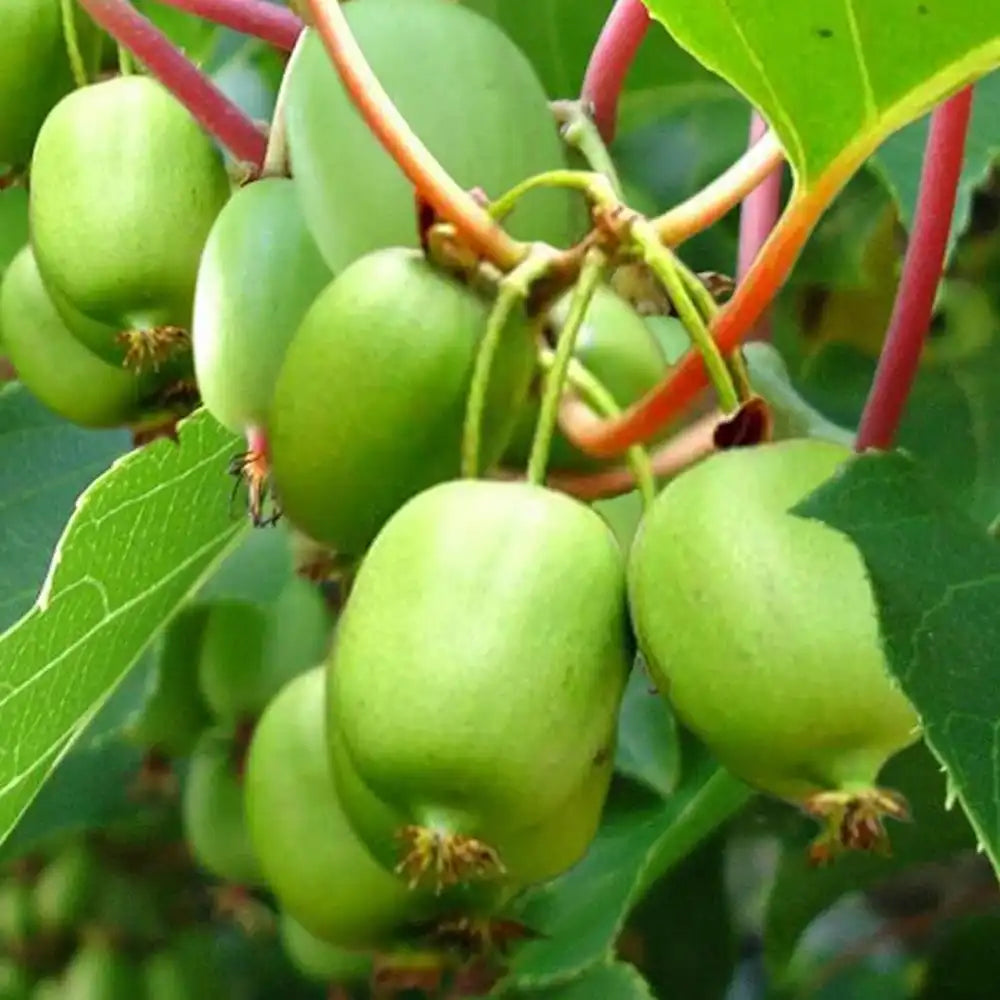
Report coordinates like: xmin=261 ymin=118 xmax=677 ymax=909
xmin=286 ymin=0 xmax=579 ymax=273
xmin=29 ymin=75 xmax=231 ymax=367
xmin=195 ymin=600 xmax=268 ymax=723
xmin=328 ymin=479 xmax=631 ymax=888
xmin=245 ymin=668 xmax=432 ymax=949
xmin=125 ymin=605 xmax=214 ymax=757
xmin=279 ymin=912 xmax=373 ymax=984
xmin=33 ymin=842 xmax=98 ymax=933
xmin=182 ymin=729 xmax=262 ymax=886
xmin=0 ymin=245 xmax=172 ymax=429
xmin=270 ymin=248 xmax=536 ymax=554
xmin=61 ymin=942 xmax=142 ymax=1000
xmin=192 ymin=177 xmax=330 ymax=435
xmin=628 ymin=439 xmax=921 ymax=859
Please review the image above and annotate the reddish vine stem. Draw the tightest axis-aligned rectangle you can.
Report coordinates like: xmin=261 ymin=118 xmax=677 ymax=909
xmin=150 ymin=0 xmax=302 ymax=51
xmin=306 ymin=0 xmax=526 ymax=271
xmin=855 ymin=87 xmax=974 ymax=451
xmin=736 ymin=110 xmax=784 ymax=340
xmin=76 ymin=0 xmax=267 ymax=166
xmin=580 ymin=0 xmax=651 ymax=143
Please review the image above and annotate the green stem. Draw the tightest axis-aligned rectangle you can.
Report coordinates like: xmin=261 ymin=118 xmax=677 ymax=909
xmin=118 ymin=42 xmax=135 ymax=75
xmin=543 ymin=352 xmax=656 ymax=510
xmin=461 ymin=249 xmax=558 ymax=479
xmin=551 ymin=100 xmax=624 ymax=198
xmin=630 ymin=218 xmax=740 ymax=412
xmin=60 ymin=0 xmax=89 ymax=87
xmin=678 ymin=261 xmax=720 ymax=322
xmin=262 ymin=31 xmax=308 ymax=177
xmin=527 ymin=249 xmax=608 ymax=485
xmin=488 ymin=169 xmax=616 ymax=222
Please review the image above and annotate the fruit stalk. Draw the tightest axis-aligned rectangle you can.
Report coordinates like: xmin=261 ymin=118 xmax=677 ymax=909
xmin=547 ymin=353 xmax=658 ymax=507
xmin=580 ymin=0 xmax=650 ymax=143
xmin=305 ymin=0 xmax=527 ymax=271
xmin=551 ymin=100 xmax=625 ymax=197
xmin=527 ymin=248 xmax=608 ymax=484
xmin=736 ymin=109 xmax=784 ymax=341
xmin=629 ymin=218 xmax=739 ymax=413
xmin=654 ymin=129 xmax=786 ymax=246
xmin=855 ymin=86 xmax=974 ymax=451
xmin=76 ymin=0 xmax=267 ymax=166
xmin=59 ymin=0 xmax=89 ymax=87
xmin=461 ymin=248 xmax=555 ymax=479
xmin=150 ymin=0 xmax=303 ymax=51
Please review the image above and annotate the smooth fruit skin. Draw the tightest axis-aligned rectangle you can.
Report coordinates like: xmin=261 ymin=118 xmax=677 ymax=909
xmin=29 ymin=75 xmax=231 ymax=360
xmin=244 ymin=668 xmax=431 ymax=949
xmin=182 ymin=730 xmax=263 ymax=886
xmin=279 ymin=912 xmax=373 ymax=984
xmin=0 ymin=0 xmax=99 ymax=167
xmin=33 ymin=842 xmax=97 ymax=933
xmin=269 ymin=248 xmax=536 ymax=554
xmin=286 ymin=0 xmax=579 ymax=274
xmin=61 ymin=943 xmax=142 ymax=1000
xmin=628 ymin=439 xmax=920 ymax=804
xmin=328 ymin=479 xmax=631 ymax=873
xmin=0 ymin=245 xmax=164 ymax=428
xmin=126 ymin=605 xmax=214 ymax=757
xmin=192 ymin=177 xmax=330 ymax=434
xmin=504 ymin=286 xmax=667 ymax=471
xmin=195 ymin=600 xmax=269 ymax=722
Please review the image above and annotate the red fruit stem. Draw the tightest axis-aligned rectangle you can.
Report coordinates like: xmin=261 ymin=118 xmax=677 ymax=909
xmin=76 ymin=0 xmax=267 ymax=166
xmin=149 ymin=0 xmax=303 ymax=51
xmin=580 ymin=0 xmax=651 ymax=143
xmin=306 ymin=0 xmax=527 ymax=271
xmin=855 ymin=87 xmax=974 ymax=451
xmin=654 ymin=129 xmax=786 ymax=245
xmin=736 ymin=109 xmax=784 ymax=340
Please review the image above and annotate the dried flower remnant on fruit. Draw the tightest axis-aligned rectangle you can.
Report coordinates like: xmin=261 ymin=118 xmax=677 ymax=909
xmin=117 ymin=325 xmax=190 ymax=372
xmin=228 ymin=448 xmax=281 ymax=527
xmin=805 ymin=787 xmax=912 ymax=865
xmin=394 ymin=825 xmax=506 ymax=894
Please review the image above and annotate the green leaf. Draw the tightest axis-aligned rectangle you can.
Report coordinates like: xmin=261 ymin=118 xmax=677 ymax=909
xmin=916 ymin=911 xmax=1000 ymax=1000
xmin=793 ymin=450 xmax=1000 ymax=876
xmin=614 ymin=659 xmax=682 ymax=799
xmin=499 ymin=961 xmax=656 ymax=1000
xmin=0 ymin=384 xmax=129 ymax=630
xmin=873 ymin=70 xmax=1000 ymax=258
xmin=764 ymin=743 xmax=976 ymax=976
xmin=642 ymin=0 xmax=1000 ymax=191
xmin=501 ymin=759 xmax=750 ymax=990
xmin=626 ymin=834 xmax=736 ymax=1000
xmin=0 ymin=409 xmax=244 ymax=852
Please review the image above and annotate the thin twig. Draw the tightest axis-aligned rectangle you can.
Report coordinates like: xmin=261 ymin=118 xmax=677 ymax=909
xmin=856 ymin=87 xmax=974 ymax=451
xmin=736 ymin=110 xmax=784 ymax=340
xmin=77 ymin=0 xmax=267 ymax=166
xmin=150 ymin=0 xmax=302 ymax=50
xmin=580 ymin=0 xmax=650 ymax=143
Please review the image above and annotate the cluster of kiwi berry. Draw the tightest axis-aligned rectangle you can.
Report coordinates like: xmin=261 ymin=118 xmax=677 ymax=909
xmin=2 ymin=0 xmax=925 ymax=987
xmin=0 ymin=806 xmax=225 ymax=1000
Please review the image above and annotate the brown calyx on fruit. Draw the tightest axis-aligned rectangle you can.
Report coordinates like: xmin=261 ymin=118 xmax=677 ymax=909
xmin=803 ymin=787 xmax=912 ymax=866
xmin=117 ymin=325 xmax=190 ymax=372
xmin=395 ymin=825 xmax=506 ymax=894
xmin=228 ymin=445 xmax=281 ymax=528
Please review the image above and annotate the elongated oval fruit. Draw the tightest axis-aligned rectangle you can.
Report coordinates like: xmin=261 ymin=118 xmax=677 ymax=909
xmin=0 ymin=245 xmax=174 ymax=429
xmin=269 ymin=248 xmax=536 ymax=554
xmin=141 ymin=932 xmax=225 ymax=1000
xmin=628 ymin=439 xmax=921 ymax=861
xmin=182 ymin=730 xmax=262 ymax=886
xmin=125 ymin=605 xmax=214 ymax=757
xmin=33 ymin=842 xmax=98 ymax=933
xmin=245 ymin=668 xmax=433 ymax=948
xmin=0 ymin=0 xmax=100 ymax=167
xmin=278 ymin=912 xmax=373 ymax=985
xmin=62 ymin=942 xmax=142 ymax=1000
xmin=328 ymin=479 xmax=631 ymax=889
xmin=29 ymin=75 xmax=231 ymax=367
xmin=192 ymin=177 xmax=330 ymax=434
xmin=504 ymin=285 xmax=667 ymax=472
xmin=285 ymin=0 xmax=580 ymax=273
xmin=195 ymin=600 xmax=269 ymax=723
